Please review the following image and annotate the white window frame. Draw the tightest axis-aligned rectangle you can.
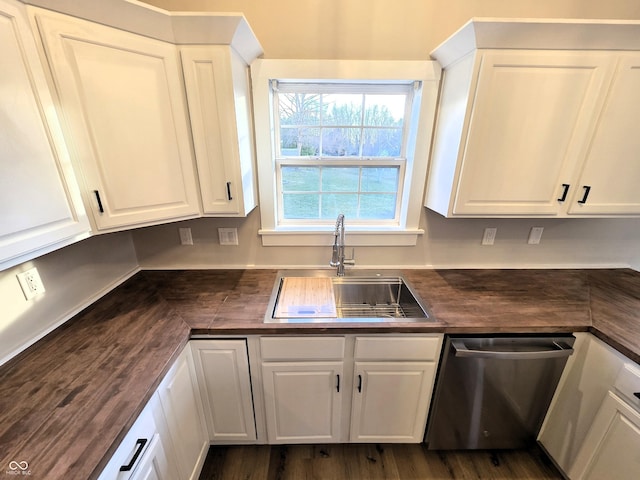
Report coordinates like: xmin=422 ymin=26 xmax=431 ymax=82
xmin=251 ymin=59 xmax=441 ymax=247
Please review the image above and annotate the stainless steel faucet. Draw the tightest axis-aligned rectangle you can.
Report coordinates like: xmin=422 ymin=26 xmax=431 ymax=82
xmin=329 ymin=214 xmax=355 ymax=276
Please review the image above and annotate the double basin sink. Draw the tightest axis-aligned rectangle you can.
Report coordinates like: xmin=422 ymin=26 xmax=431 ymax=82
xmin=265 ymin=270 xmax=433 ymax=323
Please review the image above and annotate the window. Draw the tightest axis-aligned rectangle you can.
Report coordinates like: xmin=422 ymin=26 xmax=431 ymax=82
xmin=274 ymin=82 xmax=412 ymax=225
xmin=251 ymin=60 xmax=441 ymax=246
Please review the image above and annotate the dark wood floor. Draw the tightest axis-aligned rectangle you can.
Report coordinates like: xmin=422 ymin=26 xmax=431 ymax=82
xmin=198 ymin=444 xmax=562 ymax=480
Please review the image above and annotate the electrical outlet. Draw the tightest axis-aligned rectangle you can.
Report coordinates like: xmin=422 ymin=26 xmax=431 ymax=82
xmin=17 ymin=267 xmax=46 ymax=300
xmin=218 ymin=228 xmax=239 ymax=245
xmin=482 ymin=227 xmax=497 ymax=245
xmin=179 ymin=227 xmax=193 ymax=245
xmin=528 ymin=227 xmax=544 ymax=245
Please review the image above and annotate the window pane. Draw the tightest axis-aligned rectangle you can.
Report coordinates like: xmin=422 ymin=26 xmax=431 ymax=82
xmin=279 ymin=93 xmax=321 ymax=126
xmin=322 ymin=167 xmax=359 ymax=192
xmin=282 ymin=166 xmax=319 ymax=192
xmin=321 ymin=193 xmax=358 ymax=219
xmin=362 ymin=128 xmax=402 ymax=157
xmin=322 ymin=128 xmax=360 ymax=156
xmin=364 ymin=94 xmax=405 ymax=126
xmin=283 ymin=193 xmax=319 ymax=219
xmin=361 ymin=167 xmax=399 ymax=192
xmin=360 ymin=194 xmax=397 ymax=219
xmin=323 ymin=94 xmax=363 ymax=126
xmin=280 ymin=127 xmax=320 ymax=156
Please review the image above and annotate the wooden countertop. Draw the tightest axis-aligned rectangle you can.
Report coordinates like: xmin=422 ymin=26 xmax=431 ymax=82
xmin=1 ymin=268 xmax=639 ymax=479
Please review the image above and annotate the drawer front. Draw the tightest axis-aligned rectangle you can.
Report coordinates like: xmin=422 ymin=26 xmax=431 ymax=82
xmin=614 ymin=363 xmax=640 ymax=409
xmin=354 ymin=335 xmax=442 ymax=361
xmin=98 ymin=397 xmax=157 ymax=480
xmin=260 ymin=336 xmax=345 ymax=361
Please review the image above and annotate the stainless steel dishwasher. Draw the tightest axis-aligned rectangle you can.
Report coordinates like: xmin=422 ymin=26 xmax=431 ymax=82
xmin=425 ymin=334 xmax=575 ymax=450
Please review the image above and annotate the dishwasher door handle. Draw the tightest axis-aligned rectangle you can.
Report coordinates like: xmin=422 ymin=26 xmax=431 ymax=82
xmin=451 ymin=340 xmax=574 ymax=360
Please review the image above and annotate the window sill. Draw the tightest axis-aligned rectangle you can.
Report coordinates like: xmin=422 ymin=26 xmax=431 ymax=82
xmin=258 ymin=228 xmax=424 ymax=246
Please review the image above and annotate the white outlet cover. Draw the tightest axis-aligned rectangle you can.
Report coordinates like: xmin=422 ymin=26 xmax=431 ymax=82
xmin=218 ymin=228 xmax=239 ymax=245
xmin=17 ymin=267 xmax=46 ymax=300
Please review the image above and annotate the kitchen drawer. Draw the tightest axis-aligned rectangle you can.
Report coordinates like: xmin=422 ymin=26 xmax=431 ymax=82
xmin=97 ymin=397 xmax=157 ymax=480
xmin=614 ymin=363 xmax=640 ymax=409
xmin=260 ymin=336 xmax=345 ymax=361
xmin=354 ymin=335 xmax=442 ymax=361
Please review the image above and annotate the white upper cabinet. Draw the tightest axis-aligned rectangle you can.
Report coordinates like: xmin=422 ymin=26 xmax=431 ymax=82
xmin=0 ymin=0 xmax=89 ymax=270
xmin=425 ymin=19 xmax=640 ymax=218
xmin=181 ymin=46 xmax=257 ymax=216
xmin=567 ymin=53 xmax=640 ymax=215
xmin=32 ymin=9 xmax=201 ymax=232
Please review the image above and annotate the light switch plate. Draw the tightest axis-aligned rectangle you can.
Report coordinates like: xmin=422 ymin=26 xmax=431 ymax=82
xmin=179 ymin=227 xmax=193 ymax=245
xmin=218 ymin=228 xmax=239 ymax=245
xmin=528 ymin=227 xmax=544 ymax=245
xmin=482 ymin=228 xmax=497 ymax=245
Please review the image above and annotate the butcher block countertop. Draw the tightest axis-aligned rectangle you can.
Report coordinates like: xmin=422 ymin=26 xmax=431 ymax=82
xmin=1 ymin=268 xmax=640 ymax=479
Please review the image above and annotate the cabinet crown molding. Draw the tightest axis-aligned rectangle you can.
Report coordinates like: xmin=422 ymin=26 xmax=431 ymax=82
xmin=432 ymin=18 xmax=640 ymax=67
xmin=22 ymin=0 xmax=263 ymax=62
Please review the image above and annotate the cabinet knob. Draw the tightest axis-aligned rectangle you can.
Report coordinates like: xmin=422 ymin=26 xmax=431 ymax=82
xmin=226 ymin=182 xmax=233 ymax=201
xmin=336 ymin=374 xmax=340 ymax=393
xmin=557 ymin=184 xmax=570 ymax=202
xmin=357 ymin=374 xmax=362 ymax=393
xmin=577 ymin=185 xmax=591 ymax=204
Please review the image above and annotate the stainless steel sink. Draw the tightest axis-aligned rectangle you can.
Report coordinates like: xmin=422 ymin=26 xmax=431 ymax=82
xmin=265 ymin=270 xmax=433 ymax=323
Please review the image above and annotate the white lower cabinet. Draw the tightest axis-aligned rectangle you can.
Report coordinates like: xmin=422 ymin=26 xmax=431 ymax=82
xmin=97 ymin=393 xmax=178 ymax=480
xmin=190 ymin=340 xmax=257 ymax=443
xmin=568 ymin=364 xmax=640 ymax=479
xmin=127 ymin=434 xmax=172 ymax=480
xmin=539 ymin=333 xmax=640 ymax=479
xmin=260 ymin=335 xmax=442 ymax=444
xmin=350 ymin=361 xmax=436 ymax=443
xmin=262 ymin=361 xmax=344 ymax=443
xmin=157 ymin=346 xmax=209 ymax=480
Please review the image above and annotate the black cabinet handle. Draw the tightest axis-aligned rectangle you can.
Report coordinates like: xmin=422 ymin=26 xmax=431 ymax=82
xmin=336 ymin=374 xmax=340 ymax=392
xmin=577 ymin=185 xmax=591 ymax=204
xmin=357 ymin=374 xmax=362 ymax=393
xmin=119 ymin=438 xmax=147 ymax=472
xmin=226 ymin=182 xmax=233 ymax=201
xmin=557 ymin=183 xmax=570 ymax=202
xmin=634 ymin=392 xmax=640 ymax=400
xmin=94 ymin=190 xmax=104 ymax=213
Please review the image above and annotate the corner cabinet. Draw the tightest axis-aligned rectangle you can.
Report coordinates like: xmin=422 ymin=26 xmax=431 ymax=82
xmin=190 ymin=340 xmax=257 ymax=443
xmin=539 ymin=333 xmax=640 ymax=479
xmin=157 ymin=346 xmax=209 ymax=480
xmin=0 ymin=0 xmax=89 ymax=271
xmin=425 ymin=19 xmax=640 ymax=218
xmin=181 ymin=46 xmax=257 ymax=216
xmin=31 ymin=9 xmax=201 ymax=232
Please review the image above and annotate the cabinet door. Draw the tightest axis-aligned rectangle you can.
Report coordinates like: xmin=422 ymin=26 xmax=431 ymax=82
xmin=181 ymin=46 xmax=256 ymax=216
xmin=568 ymin=391 xmax=640 ymax=480
xmin=157 ymin=348 xmax=208 ymax=480
xmin=190 ymin=340 xmax=256 ymax=443
xmin=568 ymin=53 xmax=640 ymax=215
xmin=350 ymin=361 xmax=435 ymax=443
xmin=538 ymin=333 xmax=626 ymax=474
xmin=453 ymin=51 xmax=612 ymax=216
xmin=33 ymin=10 xmax=200 ymax=231
xmin=0 ymin=0 xmax=89 ymax=269
xmin=262 ymin=362 xmax=343 ymax=443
